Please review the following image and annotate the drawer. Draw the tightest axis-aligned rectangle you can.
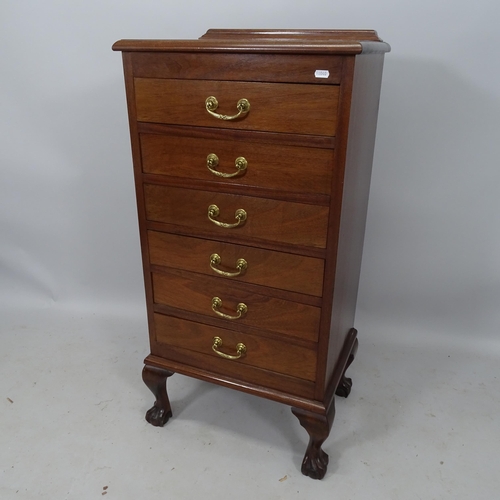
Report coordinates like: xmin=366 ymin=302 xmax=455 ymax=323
xmin=131 ymin=52 xmax=343 ymax=84
xmin=152 ymin=270 xmax=321 ymax=342
xmin=144 ymin=184 xmax=329 ymax=248
xmin=153 ymin=313 xmax=317 ymax=381
xmin=148 ymin=231 xmax=325 ymax=297
xmin=140 ymin=133 xmax=334 ymax=196
xmin=135 ymin=78 xmax=339 ymax=136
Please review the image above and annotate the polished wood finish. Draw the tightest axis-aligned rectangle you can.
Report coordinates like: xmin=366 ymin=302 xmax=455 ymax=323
xmin=148 ymin=231 xmax=325 ymax=296
xmin=112 ymin=29 xmax=389 ymax=54
xmin=321 ymin=53 xmax=386 ymax=396
xmin=139 ymin=122 xmax=336 ymax=150
xmin=131 ymin=52 xmax=344 ymax=84
xmin=292 ymin=403 xmax=335 ymax=480
xmin=335 ymin=337 xmax=359 ymax=398
xmin=140 ymin=132 xmax=334 ymax=196
xmin=114 ymin=29 xmax=389 ymax=479
xmin=146 ymin=352 xmax=316 ymax=401
xmin=292 ymin=327 xmax=358 ymax=478
xmin=151 ymin=269 xmax=321 ymax=341
xmin=142 ymin=365 xmax=174 ymax=426
xmin=154 ymin=313 xmax=317 ymax=380
xmin=201 ymin=28 xmax=384 ymax=42
xmin=144 ymin=184 xmax=330 ymax=248
xmin=135 ymin=78 xmax=339 ymax=135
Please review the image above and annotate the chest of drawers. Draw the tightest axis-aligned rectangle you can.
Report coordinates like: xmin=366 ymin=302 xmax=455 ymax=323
xmin=113 ymin=29 xmax=389 ymax=479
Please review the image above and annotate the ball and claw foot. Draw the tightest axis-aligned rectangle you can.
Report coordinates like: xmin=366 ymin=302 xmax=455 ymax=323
xmin=292 ymin=335 xmax=358 ymax=479
xmin=301 ymin=447 xmax=329 ymax=480
xmin=142 ymin=365 xmax=174 ymax=427
xmin=335 ymin=337 xmax=358 ymax=398
xmin=145 ymin=402 xmax=173 ymax=427
xmin=292 ymin=406 xmax=334 ymax=480
xmin=335 ymin=375 xmax=353 ymax=398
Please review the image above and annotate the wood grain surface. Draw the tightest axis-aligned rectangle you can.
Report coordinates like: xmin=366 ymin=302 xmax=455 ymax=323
xmin=148 ymin=231 xmax=325 ymax=297
xmin=135 ymin=78 xmax=339 ymax=136
xmin=131 ymin=52 xmax=343 ymax=84
xmin=153 ymin=313 xmax=317 ymax=381
xmin=144 ymin=184 xmax=329 ymax=248
xmin=152 ymin=269 xmax=321 ymax=342
xmin=140 ymin=132 xmax=334 ymax=196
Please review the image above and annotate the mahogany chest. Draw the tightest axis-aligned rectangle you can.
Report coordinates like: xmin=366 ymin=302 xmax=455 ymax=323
xmin=113 ymin=29 xmax=389 ymax=479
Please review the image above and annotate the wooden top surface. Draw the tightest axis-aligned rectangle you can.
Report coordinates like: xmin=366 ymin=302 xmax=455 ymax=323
xmin=112 ymin=29 xmax=390 ymax=54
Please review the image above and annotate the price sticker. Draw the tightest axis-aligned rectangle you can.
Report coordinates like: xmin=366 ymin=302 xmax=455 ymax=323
xmin=314 ymin=70 xmax=330 ymax=79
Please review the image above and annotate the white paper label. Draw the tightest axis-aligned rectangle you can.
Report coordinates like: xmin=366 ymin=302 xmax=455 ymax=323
xmin=314 ymin=69 xmax=330 ymax=79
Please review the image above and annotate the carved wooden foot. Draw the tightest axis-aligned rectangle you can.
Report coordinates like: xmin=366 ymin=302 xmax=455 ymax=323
xmin=142 ymin=365 xmax=174 ymax=427
xmin=335 ymin=337 xmax=359 ymax=398
xmin=291 ymin=402 xmax=335 ymax=480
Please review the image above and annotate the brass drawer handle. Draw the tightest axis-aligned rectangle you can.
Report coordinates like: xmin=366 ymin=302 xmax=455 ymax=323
xmin=205 ymin=96 xmax=250 ymax=121
xmin=206 ymin=154 xmax=248 ymax=178
xmin=210 ymin=254 xmax=247 ymax=277
xmin=208 ymin=204 xmax=247 ymax=228
xmin=212 ymin=336 xmax=246 ymax=360
xmin=211 ymin=297 xmax=247 ymax=320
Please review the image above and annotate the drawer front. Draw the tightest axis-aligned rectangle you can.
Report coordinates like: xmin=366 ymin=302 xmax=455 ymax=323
xmin=140 ymin=133 xmax=334 ymax=196
xmin=148 ymin=231 xmax=325 ymax=297
xmin=132 ymin=52 xmax=343 ymax=84
xmin=153 ymin=313 xmax=317 ymax=381
xmin=152 ymin=271 xmax=321 ymax=342
xmin=135 ymin=78 xmax=339 ymax=136
xmin=144 ymin=184 xmax=329 ymax=248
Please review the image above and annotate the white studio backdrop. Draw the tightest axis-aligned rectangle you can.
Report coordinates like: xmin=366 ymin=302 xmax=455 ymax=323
xmin=1 ymin=1 xmax=499 ymax=343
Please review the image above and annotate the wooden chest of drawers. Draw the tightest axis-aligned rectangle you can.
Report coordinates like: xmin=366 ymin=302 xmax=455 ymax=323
xmin=113 ymin=29 xmax=390 ymax=479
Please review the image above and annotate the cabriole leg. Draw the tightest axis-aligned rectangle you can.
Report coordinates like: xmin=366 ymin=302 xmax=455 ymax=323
xmin=335 ymin=337 xmax=359 ymax=398
xmin=142 ymin=365 xmax=174 ymax=427
xmin=291 ymin=402 xmax=335 ymax=480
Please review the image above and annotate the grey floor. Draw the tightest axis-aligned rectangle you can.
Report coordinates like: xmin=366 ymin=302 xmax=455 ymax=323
xmin=1 ymin=306 xmax=498 ymax=499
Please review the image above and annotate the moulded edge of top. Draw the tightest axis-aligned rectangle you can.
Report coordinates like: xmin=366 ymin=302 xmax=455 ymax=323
xmin=112 ymin=29 xmax=390 ymax=54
